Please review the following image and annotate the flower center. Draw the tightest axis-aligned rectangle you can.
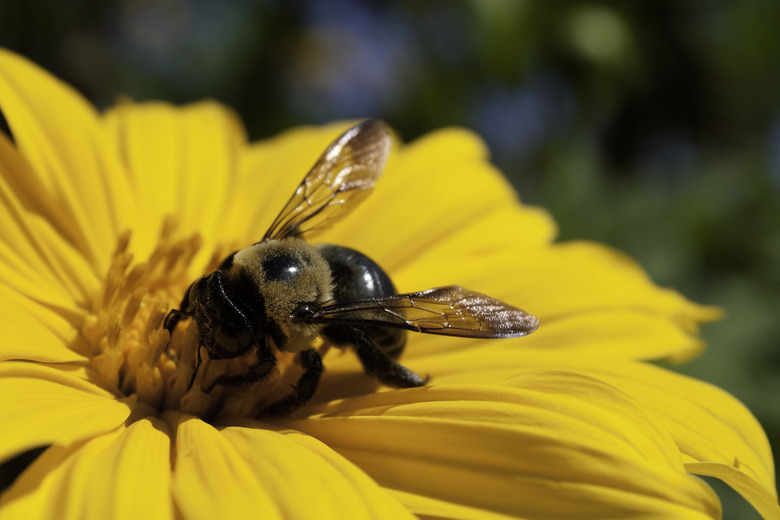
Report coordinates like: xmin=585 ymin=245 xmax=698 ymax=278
xmin=80 ymin=222 xmax=298 ymax=422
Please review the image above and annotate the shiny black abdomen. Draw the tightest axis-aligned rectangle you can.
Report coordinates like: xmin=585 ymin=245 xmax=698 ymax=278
xmin=317 ymin=244 xmax=407 ymax=360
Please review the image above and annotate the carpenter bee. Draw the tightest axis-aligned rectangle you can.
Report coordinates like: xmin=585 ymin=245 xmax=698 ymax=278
xmin=164 ymin=120 xmax=539 ymax=416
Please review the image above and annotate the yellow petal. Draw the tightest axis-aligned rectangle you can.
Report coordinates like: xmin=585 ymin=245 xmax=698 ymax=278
xmin=686 ymin=462 xmax=780 ymax=520
xmin=0 ymin=49 xmax=136 ymax=271
xmin=167 ymin=412 xmax=412 ymax=520
xmin=0 ymin=131 xmax=98 ymax=311
xmin=104 ymin=101 xmax=247 ymax=261
xmin=507 ymin=241 xmax=719 ymax=330
xmin=394 ymin=240 xmax=718 ymax=362
xmin=405 ymin=349 xmax=777 ymax=513
xmin=0 ymin=362 xmax=133 ymax=462
xmin=566 ymin=358 xmax=775 ymax=496
xmin=589 ymin=361 xmax=777 ymax=503
xmin=0 ymin=418 xmax=172 ymax=520
xmin=167 ymin=413 xmax=284 ymax=520
xmin=388 ymin=204 xmax=553 ymax=289
xmin=513 ymin=308 xmax=706 ymax=360
xmin=0 ymin=286 xmax=87 ymax=363
xmin=290 ymin=372 xmax=720 ymax=519
xmin=221 ymin=422 xmax=415 ymax=519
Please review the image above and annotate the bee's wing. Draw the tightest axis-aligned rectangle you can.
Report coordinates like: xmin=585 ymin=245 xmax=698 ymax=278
xmin=301 ymin=285 xmax=539 ymax=338
xmin=263 ymin=119 xmax=391 ymax=241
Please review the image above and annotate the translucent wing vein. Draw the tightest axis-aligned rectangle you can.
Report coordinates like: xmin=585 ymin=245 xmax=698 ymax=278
xmin=305 ymin=286 xmax=539 ymax=338
xmin=263 ymin=120 xmax=391 ymax=241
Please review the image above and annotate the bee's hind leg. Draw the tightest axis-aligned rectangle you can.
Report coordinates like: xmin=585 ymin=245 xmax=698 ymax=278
xmin=322 ymin=325 xmax=427 ymax=388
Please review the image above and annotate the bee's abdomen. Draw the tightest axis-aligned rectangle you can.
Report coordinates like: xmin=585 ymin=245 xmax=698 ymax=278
xmin=317 ymin=244 xmax=407 ymax=359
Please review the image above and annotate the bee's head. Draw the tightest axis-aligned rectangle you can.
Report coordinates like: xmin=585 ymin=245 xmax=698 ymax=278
xmin=189 ymin=272 xmax=255 ymax=359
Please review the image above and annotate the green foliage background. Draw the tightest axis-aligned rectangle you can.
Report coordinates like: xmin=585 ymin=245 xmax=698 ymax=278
xmin=1 ymin=1 xmax=778 ymax=516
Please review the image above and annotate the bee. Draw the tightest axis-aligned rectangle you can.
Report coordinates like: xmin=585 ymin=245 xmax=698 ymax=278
xmin=164 ymin=120 xmax=539 ymax=416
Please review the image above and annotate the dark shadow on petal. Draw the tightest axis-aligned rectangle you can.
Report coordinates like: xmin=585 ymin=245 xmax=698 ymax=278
xmin=0 ymin=445 xmax=47 ymax=493
xmin=309 ymin=371 xmax=383 ymax=406
xmin=0 ymin=107 xmax=12 ymax=144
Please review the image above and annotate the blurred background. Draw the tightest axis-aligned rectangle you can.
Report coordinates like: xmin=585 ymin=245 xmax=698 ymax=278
xmin=1 ymin=0 xmax=778 ymax=516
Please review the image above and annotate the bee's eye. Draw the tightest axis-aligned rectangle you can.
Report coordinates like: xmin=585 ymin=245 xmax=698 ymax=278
xmin=262 ymin=254 xmax=302 ymax=282
xmin=221 ymin=320 xmax=238 ymax=337
xmin=214 ymin=319 xmax=252 ymax=356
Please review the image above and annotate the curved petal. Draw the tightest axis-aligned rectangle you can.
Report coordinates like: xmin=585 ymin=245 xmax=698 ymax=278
xmin=0 ymin=362 xmax=133 ymax=463
xmin=400 ymin=349 xmax=777 ymax=511
xmin=512 ymin=308 xmax=707 ymax=360
xmin=0 ymin=418 xmax=172 ymax=520
xmin=104 ymin=101 xmax=247 ymax=262
xmin=167 ymin=413 xmax=282 ymax=520
xmin=0 ymin=132 xmax=99 ymax=311
xmin=0 ymin=49 xmax=136 ymax=272
xmin=585 ymin=362 xmax=776 ymax=502
xmin=220 ymin=422 xmax=415 ymax=519
xmin=289 ymin=372 xmax=721 ymax=519
xmin=0 ymin=286 xmax=87 ymax=363
xmin=686 ymin=462 xmax=780 ymax=520
xmin=400 ymin=240 xmax=718 ymax=354
xmin=167 ymin=412 xmax=412 ymax=520
xmin=560 ymin=359 xmax=774 ymax=496
xmin=386 ymin=203 xmax=552 ymax=289
xmin=393 ymin=242 xmax=718 ymax=366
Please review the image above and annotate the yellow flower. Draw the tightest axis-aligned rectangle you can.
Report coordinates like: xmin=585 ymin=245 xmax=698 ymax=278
xmin=0 ymin=48 xmax=777 ymax=519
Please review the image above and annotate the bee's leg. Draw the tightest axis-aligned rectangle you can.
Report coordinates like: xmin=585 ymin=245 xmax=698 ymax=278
xmin=163 ymin=308 xmax=190 ymax=334
xmin=204 ymin=351 xmax=277 ymax=393
xmin=185 ymin=345 xmax=203 ymax=392
xmin=322 ymin=325 xmax=426 ymax=388
xmin=163 ymin=281 xmax=194 ymax=333
xmin=263 ymin=348 xmax=323 ymax=417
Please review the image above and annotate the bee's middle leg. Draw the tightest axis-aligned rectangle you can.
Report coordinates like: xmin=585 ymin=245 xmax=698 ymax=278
xmin=262 ymin=348 xmax=323 ymax=417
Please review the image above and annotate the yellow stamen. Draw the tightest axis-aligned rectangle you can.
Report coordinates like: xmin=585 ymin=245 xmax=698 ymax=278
xmin=81 ymin=223 xmax=200 ymax=411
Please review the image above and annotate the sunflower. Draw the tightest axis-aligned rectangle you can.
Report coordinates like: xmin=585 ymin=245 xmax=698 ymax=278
xmin=0 ymin=48 xmax=776 ymax=520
